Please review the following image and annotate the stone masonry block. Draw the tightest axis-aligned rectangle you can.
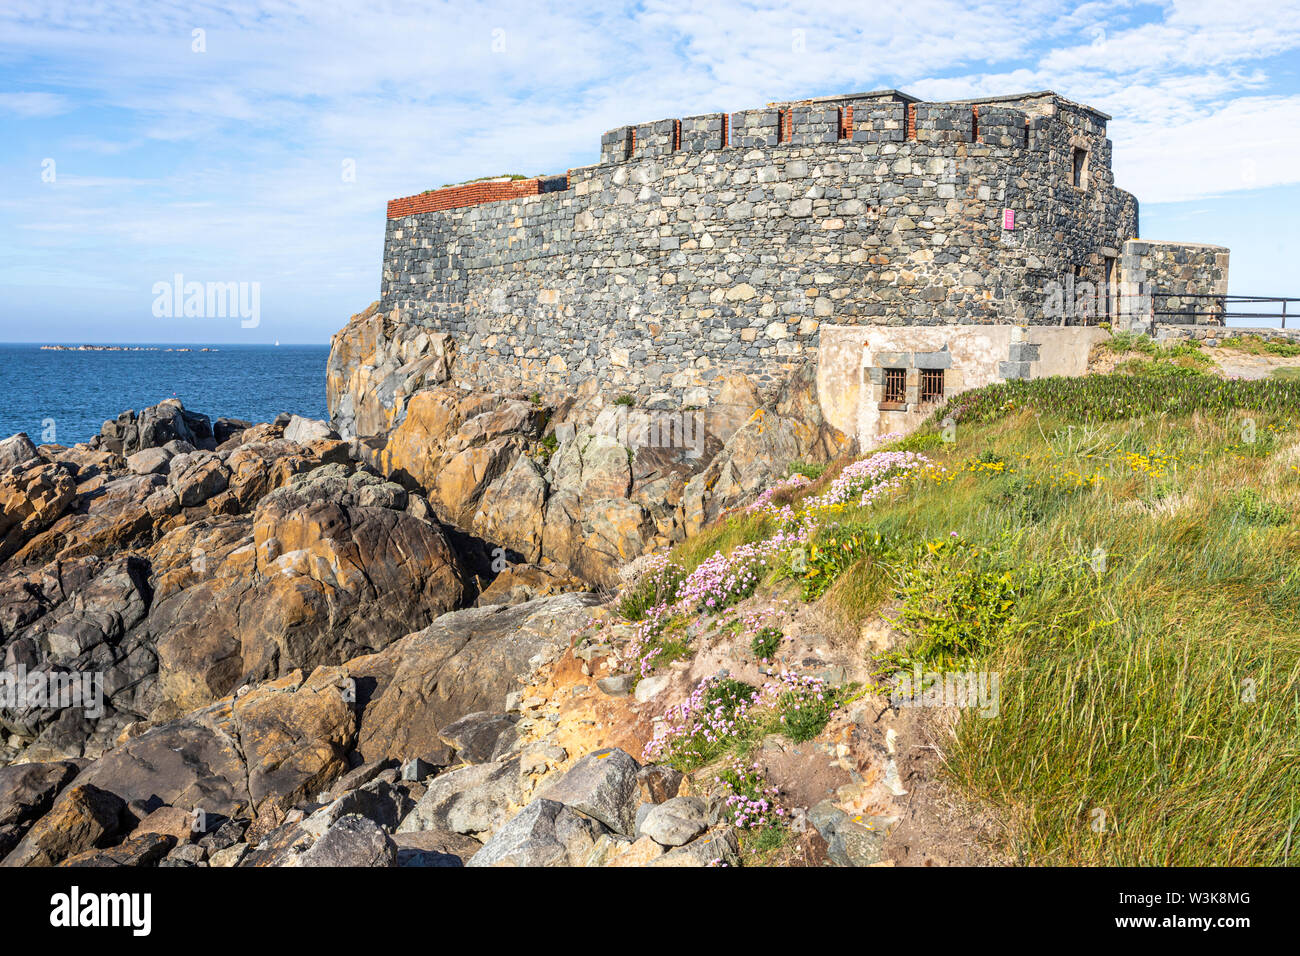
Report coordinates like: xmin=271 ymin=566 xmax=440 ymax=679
xmin=852 ymin=103 xmax=906 ymax=143
xmin=1008 ymin=342 xmax=1040 ymax=363
xmin=876 ymin=351 xmax=910 ymax=369
xmin=789 ymin=105 xmax=840 ymax=145
xmin=976 ymin=107 xmax=1028 ymax=149
xmin=634 ymin=119 xmax=678 ymax=158
xmin=913 ymin=350 xmax=952 ymax=369
xmin=681 ymin=113 xmax=726 ymax=152
xmin=729 ymin=109 xmax=780 ymax=148
xmin=914 ymin=104 xmax=974 ymax=144
xmin=600 ymin=127 xmax=633 ymax=164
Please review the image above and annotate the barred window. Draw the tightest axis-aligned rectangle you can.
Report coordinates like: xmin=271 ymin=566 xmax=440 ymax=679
xmin=921 ymin=368 xmax=945 ymax=403
xmin=883 ymin=368 xmax=906 ymax=403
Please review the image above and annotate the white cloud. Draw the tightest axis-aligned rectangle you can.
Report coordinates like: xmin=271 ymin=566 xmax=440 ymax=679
xmin=3 ymin=0 xmax=1300 ymax=338
xmin=0 ymin=91 xmax=70 ymax=116
xmin=1114 ymin=94 xmax=1300 ymax=202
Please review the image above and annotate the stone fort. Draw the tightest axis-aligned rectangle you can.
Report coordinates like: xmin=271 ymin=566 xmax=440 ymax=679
xmin=376 ymin=89 xmax=1228 ymax=442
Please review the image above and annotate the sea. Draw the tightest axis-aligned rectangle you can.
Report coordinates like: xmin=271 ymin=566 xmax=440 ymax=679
xmin=0 ymin=344 xmax=332 ymax=447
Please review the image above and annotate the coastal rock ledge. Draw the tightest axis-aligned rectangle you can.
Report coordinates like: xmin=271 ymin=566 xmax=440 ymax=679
xmin=0 ymin=305 xmax=857 ymax=867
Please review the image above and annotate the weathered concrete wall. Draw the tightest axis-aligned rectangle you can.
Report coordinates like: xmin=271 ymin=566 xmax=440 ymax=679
xmin=380 ymin=90 xmax=1137 ymax=406
xmin=818 ymin=323 xmax=1107 ymax=442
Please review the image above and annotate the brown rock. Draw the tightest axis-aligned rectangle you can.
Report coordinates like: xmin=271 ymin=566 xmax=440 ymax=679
xmin=154 ymin=481 xmax=465 ymax=711
xmin=327 ymin=305 xmax=457 ymax=439
xmin=59 ymin=831 xmax=176 ymax=867
xmin=353 ymin=592 xmax=601 ymax=763
xmin=1 ymin=783 xmax=128 ymax=867
xmin=134 ymin=805 xmax=197 ymax=843
xmin=637 ymin=765 xmax=684 ymax=804
xmin=472 ymin=455 xmax=548 ymax=562
xmin=232 ymin=666 xmax=358 ymax=814
xmin=66 ymin=702 xmax=252 ymax=821
xmin=428 ymin=436 xmax=521 ymax=528
xmin=475 ymin=561 xmax=584 ymax=607
xmin=0 ymin=461 xmax=76 ymax=562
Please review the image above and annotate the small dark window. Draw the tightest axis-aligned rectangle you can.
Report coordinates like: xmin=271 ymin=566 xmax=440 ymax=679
xmin=1072 ymin=148 xmax=1087 ymax=188
xmin=920 ymin=368 xmax=945 ymax=403
xmin=883 ymin=368 xmax=906 ymax=403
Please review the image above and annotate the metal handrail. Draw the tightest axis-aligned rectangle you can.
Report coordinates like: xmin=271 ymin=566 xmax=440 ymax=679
xmin=1111 ymin=293 xmax=1298 ymax=329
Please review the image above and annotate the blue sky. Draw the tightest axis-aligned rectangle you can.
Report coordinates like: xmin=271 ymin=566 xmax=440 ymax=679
xmin=2 ymin=0 xmax=1299 ymax=344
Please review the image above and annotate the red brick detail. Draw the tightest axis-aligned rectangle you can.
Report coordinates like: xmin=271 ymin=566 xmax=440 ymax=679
xmin=907 ymin=103 xmax=916 ymax=140
xmin=972 ymin=104 xmax=980 ymax=142
xmin=722 ymin=114 xmax=729 ymax=148
xmin=673 ymin=119 xmax=681 ymax=151
xmin=630 ymin=127 xmax=637 ymax=155
xmin=780 ymin=108 xmax=792 ymax=142
xmin=840 ymin=105 xmax=853 ymax=139
xmin=386 ymin=178 xmax=541 ymax=218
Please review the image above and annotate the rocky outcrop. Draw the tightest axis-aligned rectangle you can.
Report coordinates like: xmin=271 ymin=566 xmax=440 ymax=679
xmin=326 ymin=308 xmax=849 ymax=588
xmin=327 ymin=303 xmax=456 ymax=440
xmin=0 ymin=400 xmax=469 ymax=766
xmin=0 ymin=434 xmax=38 ymax=473
xmin=92 ymin=398 xmax=216 ymax=456
xmin=0 ymin=760 xmax=82 ymax=857
xmin=0 ymin=460 xmax=76 ymax=563
xmin=1 ymin=783 xmax=128 ymax=867
xmin=0 ymin=318 xmax=862 ymax=869
xmin=0 ymin=554 xmax=643 ymax=868
xmin=349 ymin=592 xmax=601 ymax=764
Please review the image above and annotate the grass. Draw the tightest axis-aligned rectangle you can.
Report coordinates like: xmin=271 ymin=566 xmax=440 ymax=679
xmin=751 ymin=625 xmax=783 ymax=659
xmin=1102 ymin=332 xmax=1211 ymax=367
xmin=1219 ymin=333 xmax=1300 ymax=357
xmin=617 ymin=561 xmax=685 ymax=620
xmin=786 ymin=460 xmax=827 ymax=480
xmin=929 ymin=370 xmax=1300 ymax=427
xmin=669 ymin=512 xmax=776 ymax=573
xmin=856 ymin=408 xmax=1300 ymax=865
xmin=647 ymin=371 xmax=1300 ymax=865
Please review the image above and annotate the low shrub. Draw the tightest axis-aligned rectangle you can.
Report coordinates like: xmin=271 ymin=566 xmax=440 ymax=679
xmin=618 ymin=558 xmax=685 ymax=620
xmin=930 ymin=373 xmax=1300 ymax=427
xmin=750 ymin=626 xmax=783 ymax=660
xmin=888 ymin=539 xmax=1029 ymax=671
xmin=1227 ymin=489 xmax=1290 ymax=527
xmin=786 ymin=460 xmax=827 ymax=480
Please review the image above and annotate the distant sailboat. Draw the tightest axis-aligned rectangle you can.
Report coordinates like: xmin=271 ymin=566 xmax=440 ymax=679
xmin=274 ymin=339 xmax=280 ymax=347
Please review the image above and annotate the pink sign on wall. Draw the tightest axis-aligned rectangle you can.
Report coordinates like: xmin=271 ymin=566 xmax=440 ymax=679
xmin=1003 ymin=208 xmax=1015 ymax=230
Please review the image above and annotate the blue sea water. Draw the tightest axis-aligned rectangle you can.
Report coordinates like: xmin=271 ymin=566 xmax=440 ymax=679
xmin=0 ymin=344 xmax=332 ymax=446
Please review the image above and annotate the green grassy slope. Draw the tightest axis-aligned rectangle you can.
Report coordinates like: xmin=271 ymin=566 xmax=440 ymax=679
xmin=639 ymin=365 xmax=1300 ymax=865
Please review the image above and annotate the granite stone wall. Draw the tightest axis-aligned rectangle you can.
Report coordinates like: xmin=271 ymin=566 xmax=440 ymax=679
xmin=1119 ymin=239 xmax=1230 ymax=327
xmin=380 ymin=90 xmax=1139 ymax=402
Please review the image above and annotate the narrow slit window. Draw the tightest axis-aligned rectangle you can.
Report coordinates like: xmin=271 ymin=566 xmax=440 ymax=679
xmin=883 ymin=368 xmax=906 ymax=404
xmin=1072 ymin=147 xmax=1087 ymax=188
xmin=920 ymin=368 xmax=945 ymax=403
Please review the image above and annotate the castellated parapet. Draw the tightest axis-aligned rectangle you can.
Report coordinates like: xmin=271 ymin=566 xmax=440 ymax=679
xmin=380 ymin=89 xmax=1141 ymax=402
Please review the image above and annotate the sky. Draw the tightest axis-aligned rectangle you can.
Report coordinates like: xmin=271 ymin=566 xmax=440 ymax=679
xmin=2 ymin=0 xmax=1299 ymax=344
